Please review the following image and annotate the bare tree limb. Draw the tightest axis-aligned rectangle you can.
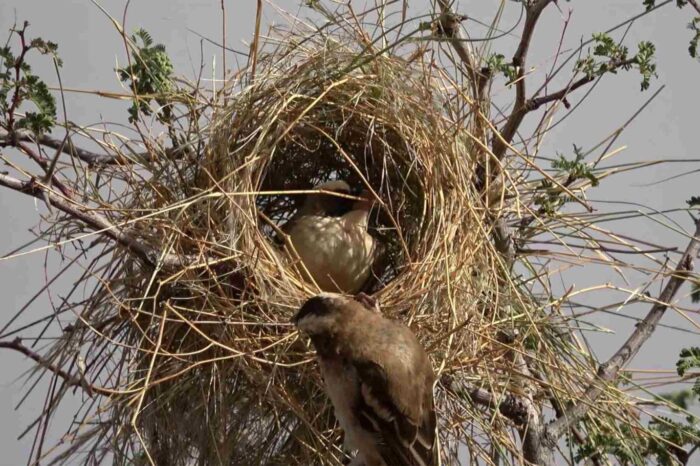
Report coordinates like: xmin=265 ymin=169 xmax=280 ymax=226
xmin=0 ymin=128 xmax=126 ymax=166
xmin=685 ymin=0 xmax=700 ymax=15
xmin=1 ymin=129 xmax=191 ymax=166
xmin=0 ymin=337 xmax=112 ymax=396
xmin=435 ymin=0 xmax=478 ymax=77
xmin=492 ymin=0 xmax=554 ymax=160
xmin=543 ymin=216 xmax=700 ymax=445
xmin=0 ymin=172 xmax=188 ymax=269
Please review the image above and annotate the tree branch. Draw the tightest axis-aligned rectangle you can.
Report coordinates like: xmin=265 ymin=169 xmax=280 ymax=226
xmin=435 ymin=0 xmax=477 ymax=76
xmin=441 ymin=374 xmax=531 ymax=424
xmin=0 ymin=337 xmax=112 ymax=396
xmin=686 ymin=0 xmax=700 ymax=15
xmin=0 ymin=172 xmax=188 ymax=269
xmin=528 ymin=58 xmax=638 ymax=112
xmin=0 ymin=129 xmax=126 ymax=166
xmin=492 ymin=0 xmax=554 ymax=160
xmin=543 ymin=217 xmax=700 ymax=445
xmin=1 ymin=129 xmax=191 ymax=166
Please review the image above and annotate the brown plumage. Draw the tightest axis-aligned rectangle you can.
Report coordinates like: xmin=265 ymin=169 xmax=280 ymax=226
xmin=292 ymin=293 xmax=439 ymax=466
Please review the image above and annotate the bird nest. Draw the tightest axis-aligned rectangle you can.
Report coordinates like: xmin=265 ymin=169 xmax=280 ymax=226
xmin=82 ymin=25 xmax=545 ymax=466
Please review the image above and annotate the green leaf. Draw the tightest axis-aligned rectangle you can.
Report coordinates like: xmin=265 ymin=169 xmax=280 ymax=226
xmin=689 ymin=18 xmax=700 ymax=58
xmin=0 ymin=24 xmax=59 ymax=134
xmin=486 ymin=53 xmax=518 ymax=82
xmin=576 ymin=33 xmax=657 ymax=91
xmin=659 ymin=389 xmax=695 ymax=410
xmin=692 ymin=283 xmax=700 ymax=304
xmin=116 ymin=28 xmax=174 ymax=124
xmin=677 ymin=347 xmax=700 ymax=376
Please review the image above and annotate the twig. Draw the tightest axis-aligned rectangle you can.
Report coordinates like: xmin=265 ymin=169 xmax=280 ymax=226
xmin=441 ymin=374 xmax=530 ymax=424
xmin=250 ymin=0 xmax=263 ymax=80
xmin=0 ymin=172 xmax=187 ymax=269
xmin=528 ymin=58 xmax=637 ymax=112
xmin=16 ymin=141 xmax=73 ymax=199
xmin=0 ymin=338 xmax=111 ymax=396
xmin=543 ymin=217 xmax=700 ymax=445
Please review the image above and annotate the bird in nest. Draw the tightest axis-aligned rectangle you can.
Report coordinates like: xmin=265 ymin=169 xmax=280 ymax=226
xmin=280 ymin=180 xmax=377 ymax=294
xmin=292 ymin=293 xmax=439 ymax=466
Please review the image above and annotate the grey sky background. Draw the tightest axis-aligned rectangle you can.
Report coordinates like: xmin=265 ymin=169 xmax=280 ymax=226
xmin=0 ymin=1 xmax=698 ymax=464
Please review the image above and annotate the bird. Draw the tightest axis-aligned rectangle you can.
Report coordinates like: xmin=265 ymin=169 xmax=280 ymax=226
xmin=291 ymin=293 xmax=439 ymax=466
xmin=281 ymin=180 xmax=376 ymax=294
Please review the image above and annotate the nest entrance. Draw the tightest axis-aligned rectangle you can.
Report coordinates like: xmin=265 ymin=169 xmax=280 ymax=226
xmin=255 ymin=108 xmax=426 ymax=291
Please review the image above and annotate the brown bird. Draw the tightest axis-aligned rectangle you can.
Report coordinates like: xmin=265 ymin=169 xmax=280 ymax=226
xmin=282 ymin=180 xmax=376 ymax=293
xmin=292 ymin=293 xmax=439 ymax=466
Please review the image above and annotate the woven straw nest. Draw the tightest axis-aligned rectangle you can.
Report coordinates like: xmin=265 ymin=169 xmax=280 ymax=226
xmin=113 ymin=30 xmax=541 ymax=465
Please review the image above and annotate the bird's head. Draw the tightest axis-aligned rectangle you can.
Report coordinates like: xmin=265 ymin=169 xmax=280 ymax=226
xmin=299 ymin=180 xmax=357 ymax=217
xmin=291 ymin=292 xmax=348 ymax=337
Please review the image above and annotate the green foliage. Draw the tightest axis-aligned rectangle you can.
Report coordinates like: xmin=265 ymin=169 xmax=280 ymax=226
xmin=576 ymin=33 xmax=657 ymax=90
xmin=690 ymin=17 xmax=700 ymax=58
xmin=647 ymin=415 xmax=700 ymax=465
xmin=644 ymin=1 xmax=691 ymax=10
xmin=691 ymin=283 xmax=700 ymax=304
xmin=677 ymin=347 xmax=700 ymax=378
xmin=676 ymin=347 xmax=700 ymax=406
xmin=486 ymin=53 xmax=518 ymax=82
xmin=688 ymin=196 xmax=700 ymax=207
xmin=575 ymin=423 xmax=645 ymax=464
xmin=117 ymin=28 xmax=174 ymax=124
xmin=577 ymin=413 xmax=700 ymax=465
xmin=646 ymin=0 xmax=700 ymax=60
xmin=0 ymin=22 xmax=59 ymax=135
xmin=552 ymin=145 xmax=599 ymax=187
xmin=636 ymin=41 xmax=657 ymax=90
xmin=618 ymin=347 xmax=700 ymax=464
xmin=660 ymin=389 xmax=696 ymax=410
xmin=534 ymin=145 xmax=598 ymax=216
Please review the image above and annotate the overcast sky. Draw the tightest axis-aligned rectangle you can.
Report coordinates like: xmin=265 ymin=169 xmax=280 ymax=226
xmin=0 ymin=1 xmax=698 ymax=464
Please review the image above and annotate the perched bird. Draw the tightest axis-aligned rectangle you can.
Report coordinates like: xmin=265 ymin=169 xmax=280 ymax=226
xmin=292 ymin=293 xmax=438 ymax=466
xmin=282 ymin=180 xmax=376 ymax=293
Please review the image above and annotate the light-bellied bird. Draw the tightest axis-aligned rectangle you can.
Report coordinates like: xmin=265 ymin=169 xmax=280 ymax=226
xmin=292 ymin=293 xmax=438 ymax=466
xmin=282 ymin=180 xmax=376 ymax=293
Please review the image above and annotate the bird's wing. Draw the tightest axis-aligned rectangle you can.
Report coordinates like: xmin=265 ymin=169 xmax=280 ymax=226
xmin=351 ymin=358 xmax=437 ymax=466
